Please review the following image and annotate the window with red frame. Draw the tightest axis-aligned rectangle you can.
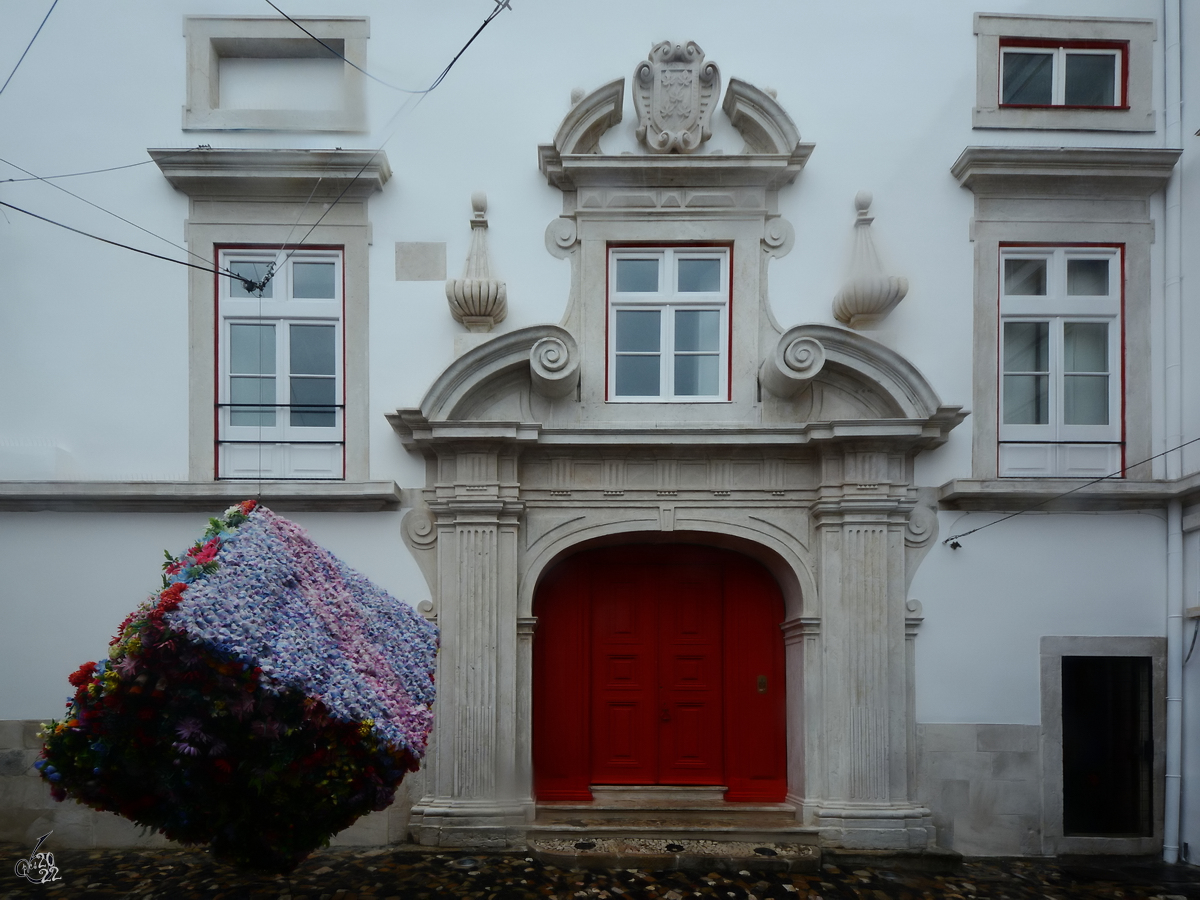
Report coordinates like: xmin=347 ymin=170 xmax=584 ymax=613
xmin=1000 ymin=40 xmax=1126 ymax=108
xmin=999 ymin=245 xmax=1123 ymax=478
xmin=217 ymin=248 xmax=344 ymax=480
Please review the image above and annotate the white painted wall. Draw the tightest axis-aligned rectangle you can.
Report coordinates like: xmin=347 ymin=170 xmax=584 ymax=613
xmin=0 ymin=509 xmax=417 ymax=721
xmin=912 ymin=511 xmax=1168 ymax=724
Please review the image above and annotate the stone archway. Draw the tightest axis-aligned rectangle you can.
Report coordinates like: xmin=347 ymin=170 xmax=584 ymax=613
xmin=392 ymin=325 xmax=962 ymax=850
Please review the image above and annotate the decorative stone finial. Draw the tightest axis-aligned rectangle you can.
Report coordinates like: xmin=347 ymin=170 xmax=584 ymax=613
xmin=446 ymin=192 xmax=507 ymax=333
xmin=832 ymin=191 xmax=908 ymax=328
xmin=570 ymin=87 xmax=585 ymax=106
xmin=632 ymin=41 xmax=720 ymax=154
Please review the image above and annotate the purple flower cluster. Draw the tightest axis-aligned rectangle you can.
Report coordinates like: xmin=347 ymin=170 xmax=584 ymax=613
xmin=165 ymin=507 xmax=438 ymax=756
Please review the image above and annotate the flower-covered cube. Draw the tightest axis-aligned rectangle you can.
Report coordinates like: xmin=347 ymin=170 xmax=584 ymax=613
xmin=38 ymin=501 xmax=438 ymax=872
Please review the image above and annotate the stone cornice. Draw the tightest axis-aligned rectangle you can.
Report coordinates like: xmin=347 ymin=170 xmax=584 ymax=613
xmin=951 ymin=146 xmax=1181 ymax=194
xmin=0 ymin=480 xmax=404 ymax=512
xmin=149 ymin=148 xmax=391 ymax=201
xmin=538 ymin=147 xmax=814 ymax=193
xmin=397 ymin=419 xmax=964 ymax=454
xmin=939 ymin=472 xmax=1200 ymax=511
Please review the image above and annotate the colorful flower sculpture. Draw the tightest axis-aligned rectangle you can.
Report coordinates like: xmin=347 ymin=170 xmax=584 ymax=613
xmin=37 ymin=501 xmax=438 ymax=872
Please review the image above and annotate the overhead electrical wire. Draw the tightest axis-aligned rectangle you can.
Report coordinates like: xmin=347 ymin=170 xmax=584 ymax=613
xmin=0 ymin=0 xmax=59 ymax=99
xmin=0 ymin=154 xmax=212 ymax=268
xmin=262 ymin=0 xmax=511 ymax=95
xmin=0 ymin=2 xmax=512 ymax=296
xmin=0 ymin=147 xmax=201 ymax=184
xmin=942 ymin=434 xmax=1200 ymax=548
xmin=0 ymin=199 xmax=254 ymax=288
xmin=248 ymin=0 xmax=514 ymax=293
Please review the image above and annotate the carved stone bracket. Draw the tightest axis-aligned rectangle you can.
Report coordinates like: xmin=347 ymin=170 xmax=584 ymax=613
xmin=760 ymin=328 xmax=826 ymax=399
xmin=633 ymin=41 xmax=719 ymax=154
xmin=833 ymin=191 xmax=908 ymax=328
xmin=402 ymin=507 xmax=439 ymax=595
xmin=446 ymin=192 xmax=507 ymax=333
xmin=903 ymin=487 xmax=940 ymax=592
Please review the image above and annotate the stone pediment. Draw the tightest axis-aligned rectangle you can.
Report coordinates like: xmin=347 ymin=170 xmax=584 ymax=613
xmin=538 ymin=70 xmax=814 ymax=193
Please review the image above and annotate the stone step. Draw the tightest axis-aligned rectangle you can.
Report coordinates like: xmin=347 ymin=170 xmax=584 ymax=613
xmin=527 ymin=835 xmax=821 ymax=873
xmin=529 ymin=814 xmax=819 ymax=846
xmin=535 ymin=805 xmax=800 ymax=826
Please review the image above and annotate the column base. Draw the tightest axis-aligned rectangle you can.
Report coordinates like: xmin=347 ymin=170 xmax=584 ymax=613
xmin=408 ymin=797 xmax=532 ymax=849
xmin=813 ymin=803 xmax=936 ymax=851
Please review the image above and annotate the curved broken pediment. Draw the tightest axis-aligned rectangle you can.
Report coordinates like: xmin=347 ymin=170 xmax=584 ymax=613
xmin=764 ymin=324 xmax=964 ymax=428
xmin=386 ymin=325 xmax=578 ymax=445
xmin=553 ymin=79 xmax=624 ymax=155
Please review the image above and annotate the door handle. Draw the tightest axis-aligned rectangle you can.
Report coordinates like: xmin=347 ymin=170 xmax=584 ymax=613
xmin=660 ymin=705 xmax=671 ymax=723
xmin=757 ymin=675 xmax=768 ymax=694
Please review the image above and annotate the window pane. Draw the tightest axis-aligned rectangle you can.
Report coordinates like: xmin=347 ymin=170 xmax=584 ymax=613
xmin=1003 ymin=51 xmax=1053 ymax=104
xmin=1064 ymin=322 xmax=1108 ymax=373
xmin=615 ymin=258 xmax=659 ymax=293
xmin=292 ymin=262 xmax=336 ymax=299
xmin=290 ymin=376 xmax=336 ymax=427
xmin=1064 ymin=374 xmax=1109 ymax=425
xmin=290 ymin=324 xmax=336 ymax=375
xmin=230 ymin=376 xmax=276 ymax=426
xmin=229 ymin=323 xmax=276 ymax=374
xmin=1004 ymin=258 xmax=1047 ymax=296
xmin=614 ymin=355 xmax=660 ymax=396
xmin=1004 ymin=374 xmax=1049 ymax=424
xmin=615 ymin=309 xmax=661 ymax=352
xmin=228 ymin=260 xmax=274 ymax=298
xmin=1065 ymin=53 xmax=1116 ymax=106
xmin=1067 ymin=259 xmax=1109 ymax=296
xmin=677 ymin=258 xmax=721 ymax=293
xmin=1004 ymin=322 xmax=1049 ymax=372
xmin=675 ymin=309 xmax=720 ymax=352
xmin=674 ymin=354 xmax=720 ymax=396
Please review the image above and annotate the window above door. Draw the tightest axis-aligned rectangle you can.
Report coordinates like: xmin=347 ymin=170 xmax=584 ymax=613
xmin=607 ymin=247 xmax=731 ymax=403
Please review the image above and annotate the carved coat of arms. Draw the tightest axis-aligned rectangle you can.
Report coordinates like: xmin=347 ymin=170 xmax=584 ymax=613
xmin=633 ymin=41 xmax=720 ymax=154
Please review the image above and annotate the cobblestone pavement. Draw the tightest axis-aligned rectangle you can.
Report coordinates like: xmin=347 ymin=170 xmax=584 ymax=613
xmin=5 ymin=843 xmax=1200 ymax=899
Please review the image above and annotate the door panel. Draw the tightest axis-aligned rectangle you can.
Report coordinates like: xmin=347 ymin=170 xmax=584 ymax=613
xmin=657 ymin=566 xmax=724 ymax=783
xmin=590 ymin=573 xmax=656 ymax=783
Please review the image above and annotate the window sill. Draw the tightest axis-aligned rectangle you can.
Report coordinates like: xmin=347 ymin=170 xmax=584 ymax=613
xmin=0 ymin=480 xmax=405 ymax=512
xmin=938 ymin=477 xmax=1183 ymax=511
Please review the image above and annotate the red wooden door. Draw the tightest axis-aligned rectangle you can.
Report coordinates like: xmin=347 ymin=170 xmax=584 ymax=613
xmin=533 ymin=545 xmax=786 ymax=801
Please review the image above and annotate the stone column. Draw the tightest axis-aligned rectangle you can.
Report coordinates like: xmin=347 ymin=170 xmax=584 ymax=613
xmin=807 ymin=448 xmax=933 ymax=850
xmin=409 ymin=445 xmax=526 ymax=847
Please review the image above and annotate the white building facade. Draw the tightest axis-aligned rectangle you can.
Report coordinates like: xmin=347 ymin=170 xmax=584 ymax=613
xmin=1 ymin=0 xmax=1199 ymax=860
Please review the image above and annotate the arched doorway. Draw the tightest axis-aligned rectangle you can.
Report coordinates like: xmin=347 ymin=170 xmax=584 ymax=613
xmin=533 ymin=544 xmax=787 ymax=803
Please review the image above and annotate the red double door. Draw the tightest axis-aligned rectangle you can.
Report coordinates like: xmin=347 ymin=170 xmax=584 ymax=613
xmin=533 ymin=545 xmax=786 ymax=802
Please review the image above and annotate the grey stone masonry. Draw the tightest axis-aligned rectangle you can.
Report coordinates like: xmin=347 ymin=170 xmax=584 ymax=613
xmin=916 ymin=723 xmax=1042 ymax=857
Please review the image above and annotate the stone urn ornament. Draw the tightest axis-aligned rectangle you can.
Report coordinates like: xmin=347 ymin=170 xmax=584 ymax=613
xmin=446 ymin=192 xmax=507 ymax=332
xmin=832 ymin=191 xmax=909 ymax=328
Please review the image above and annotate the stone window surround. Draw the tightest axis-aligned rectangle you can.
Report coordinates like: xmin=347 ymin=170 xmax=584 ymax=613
xmin=974 ymin=13 xmax=1156 ymax=132
xmin=183 ymin=16 xmax=368 ymax=133
xmin=150 ymin=147 xmax=390 ymax=485
xmin=952 ymin=146 xmax=1181 ymax=482
xmin=607 ymin=244 xmax=732 ymax=403
xmin=1040 ymin=635 xmax=1166 ymax=855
